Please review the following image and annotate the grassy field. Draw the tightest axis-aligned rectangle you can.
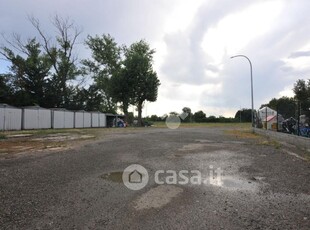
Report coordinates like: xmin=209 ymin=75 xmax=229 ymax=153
xmin=1 ymin=122 xmax=308 ymax=161
xmin=0 ymin=122 xmax=251 ymax=137
xmin=152 ymin=121 xmax=252 ymax=129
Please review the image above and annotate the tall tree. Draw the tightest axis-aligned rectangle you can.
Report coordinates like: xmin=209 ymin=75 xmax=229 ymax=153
xmin=29 ymin=15 xmax=82 ymax=108
xmin=293 ymin=79 xmax=310 ymax=117
xmin=83 ymin=34 xmax=120 ymax=114
xmin=234 ymin=109 xmax=252 ymax=122
xmin=123 ymin=40 xmax=160 ymax=126
xmin=182 ymin=107 xmax=192 ymax=122
xmin=0 ymin=37 xmax=53 ymax=107
xmin=0 ymin=74 xmax=13 ymax=104
xmin=193 ymin=110 xmax=206 ymax=122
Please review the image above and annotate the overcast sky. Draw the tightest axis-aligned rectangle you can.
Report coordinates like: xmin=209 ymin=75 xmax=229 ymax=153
xmin=1 ymin=0 xmax=310 ymax=117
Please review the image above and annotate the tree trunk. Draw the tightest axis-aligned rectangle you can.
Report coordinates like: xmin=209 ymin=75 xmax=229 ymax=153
xmin=137 ymin=102 xmax=142 ymax=127
xmin=123 ymin=106 xmax=128 ymax=124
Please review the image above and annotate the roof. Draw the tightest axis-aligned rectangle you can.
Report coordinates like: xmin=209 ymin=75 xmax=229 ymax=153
xmin=22 ymin=106 xmax=49 ymax=110
xmin=263 ymin=114 xmax=284 ymax=122
xmin=266 ymin=115 xmax=276 ymax=122
xmin=105 ymin=113 xmax=124 ymax=117
xmin=259 ymin=106 xmax=276 ymax=113
xmin=0 ymin=103 xmax=19 ymax=109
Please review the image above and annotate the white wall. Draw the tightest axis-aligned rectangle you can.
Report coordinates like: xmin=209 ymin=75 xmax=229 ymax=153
xmin=23 ymin=108 xmax=51 ymax=129
xmin=99 ymin=113 xmax=107 ymax=127
xmin=83 ymin=112 xmax=91 ymax=128
xmin=92 ymin=113 xmax=99 ymax=127
xmin=52 ymin=110 xmax=74 ymax=129
xmin=52 ymin=110 xmax=65 ymax=129
xmin=74 ymin=112 xmax=84 ymax=128
xmin=0 ymin=107 xmax=22 ymax=130
xmin=1 ymin=105 xmax=108 ymax=130
xmin=64 ymin=111 xmax=74 ymax=128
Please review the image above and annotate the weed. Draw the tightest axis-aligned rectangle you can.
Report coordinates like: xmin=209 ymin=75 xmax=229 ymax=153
xmin=0 ymin=133 xmax=6 ymax=139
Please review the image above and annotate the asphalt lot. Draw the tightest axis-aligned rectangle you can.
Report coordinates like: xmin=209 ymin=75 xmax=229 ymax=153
xmin=0 ymin=126 xmax=309 ymax=229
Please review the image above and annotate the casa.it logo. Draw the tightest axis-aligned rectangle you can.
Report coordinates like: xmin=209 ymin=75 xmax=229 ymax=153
xmin=163 ymin=112 xmax=188 ymax=129
xmin=122 ymin=164 xmax=223 ymax=190
xmin=122 ymin=164 xmax=149 ymax=190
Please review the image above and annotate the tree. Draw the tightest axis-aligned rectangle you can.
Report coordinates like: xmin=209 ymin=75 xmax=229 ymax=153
xmin=0 ymin=37 xmax=53 ymax=107
xmin=0 ymin=74 xmax=13 ymax=104
xmin=182 ymin=107 xmax=192 ymax=122
xmin=193 ymin=110 xmax=206 ymax=122
xmin=29 ymin=15 xmax=82 ymax=108
xmin=293 ymin=79 xmax=310 ymax=117
xmin=83 ymin=34 xmax=121 ymax=115
xmin=149 ymin=114 xmax=161 ymax=122
xmin=234 ymin=109 xmax=252 ymax=122
xmin=123 ymin=40 xmax=160 ymax=126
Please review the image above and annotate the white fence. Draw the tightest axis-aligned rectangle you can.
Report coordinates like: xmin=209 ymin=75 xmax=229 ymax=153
xmin=99 ymin=113 xmax=107 ymax=127
xmin=0 ymin=105 xmax=22 ymax=131
xmin=84 ymin=112 xmax=92 ymax=128
xmin=91 ymin=112 xmax=107 ymax=128
xmin=74 ymin=111 xmax=84 ymax=128
xmin=0 ymin=104 xmax=108 ymax=131
xmin=23 ymin=107 xmax=52 ymax=129
xmin=52 ymin=109 xmax=75 ymax=129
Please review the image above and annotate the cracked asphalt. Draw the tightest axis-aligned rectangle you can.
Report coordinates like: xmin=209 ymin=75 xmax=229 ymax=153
xmin=0 ymin=127 xmax=309 ymax=229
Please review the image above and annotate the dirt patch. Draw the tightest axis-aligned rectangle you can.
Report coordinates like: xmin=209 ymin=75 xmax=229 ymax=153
xmin=225 ymin=129 xmax=260 ymax=139
xmin=0 ymin=132 xmax=95 ymax=156
xmin=32 ymin=133 xmax=95 ymax=141
xmin=178 ymin=143 xmax=207 ymax=151
xmin=133 ymin=185 xmax=183 ymax=210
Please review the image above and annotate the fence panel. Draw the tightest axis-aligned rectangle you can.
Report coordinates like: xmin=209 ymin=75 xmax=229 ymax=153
xmin=91 ymin=112 xmax=99 ymax=127
xmin=74 ymin=111 xmax=84 ymax=128
xmin=23 ymin=107 xmax=51 ymax=129
xmin=83 ymin=112 xmax=91 ymax=128
xmin=99 ymin=113 xmax=107 ymax=127
xmin=52 ymin=110 xmax=65 ymax=129
xmin=0 ymin=106 xmax=22 ymax=130
xmin=64 ymin=111 xmax=74 ymax=128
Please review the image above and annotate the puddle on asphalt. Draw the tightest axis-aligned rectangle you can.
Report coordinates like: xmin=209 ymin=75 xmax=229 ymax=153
xmin=209 ymin=176 xmax=258 ymax=191
xmin=100 ymin=171 xmax=147 ymax=183
xmin=133 ymin=185 xmax=183 ymax=210
xmin=100 ymin=172 xmax=123 ymax=183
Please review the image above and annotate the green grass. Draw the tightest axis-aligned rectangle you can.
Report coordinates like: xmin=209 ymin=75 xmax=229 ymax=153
xmin=152 ymin=121 xmax=252 ymax=129
xmin=1 ymin=122 xmax=252 ymax=139
xmin=0 ymin=133 xmax=6 ymax=139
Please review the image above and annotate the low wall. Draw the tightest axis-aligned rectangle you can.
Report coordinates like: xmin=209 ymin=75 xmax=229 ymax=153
xmin=254 ymin=128 xmax=310 ymax=151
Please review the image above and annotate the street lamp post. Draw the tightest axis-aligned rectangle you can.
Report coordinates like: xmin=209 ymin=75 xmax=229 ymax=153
xmin=231 ymin=55 xmax=254 ymax=132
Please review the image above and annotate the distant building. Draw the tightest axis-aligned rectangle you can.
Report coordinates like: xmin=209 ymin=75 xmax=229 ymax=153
xmin=258 ymin=107 xmax=284 ymax=130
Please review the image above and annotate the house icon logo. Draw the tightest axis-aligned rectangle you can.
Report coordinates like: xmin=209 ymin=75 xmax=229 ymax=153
xmin=123 ymin=164 xmax=149 ymax=190
xmin=129 ymin=170 xmax=143 ymax=183
xmin=164 ymin=112 xmax=189 ymax=129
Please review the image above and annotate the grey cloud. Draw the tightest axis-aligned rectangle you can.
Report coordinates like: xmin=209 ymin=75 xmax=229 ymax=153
xmin=160 ymin=0 xmax=252 ymax=85
xmin=219 ymin=0 xmax=310 ymax=110
xmin=289 ymin=51 xmax=310 ymax=58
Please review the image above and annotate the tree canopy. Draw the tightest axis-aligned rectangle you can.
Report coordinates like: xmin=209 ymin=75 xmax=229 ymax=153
xmin=0 ymin=16 xmax=160 ymax=125
xmin=293 ymin=79 xmax=310 ymax=117
xmin=123 ymin=40 xmax=160 ymax=125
